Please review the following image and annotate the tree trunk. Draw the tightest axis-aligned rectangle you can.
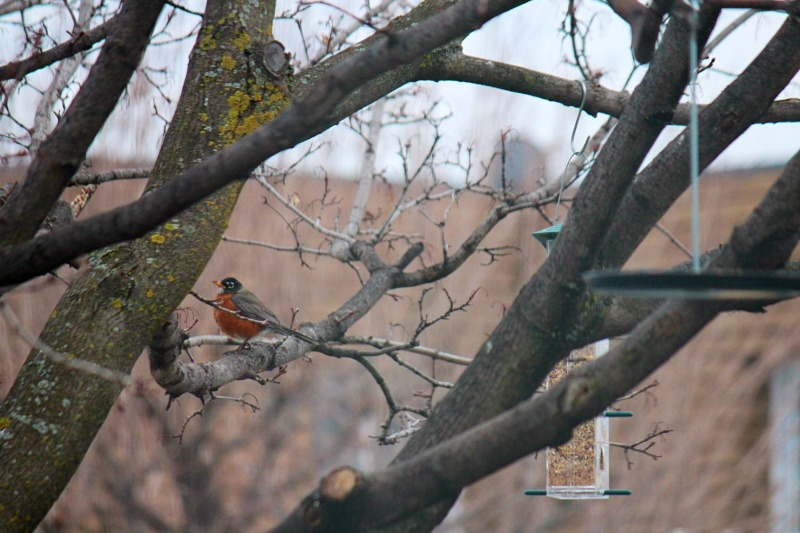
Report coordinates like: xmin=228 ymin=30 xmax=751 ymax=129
xmin=0 ymin=1 xmax=282 ymax=529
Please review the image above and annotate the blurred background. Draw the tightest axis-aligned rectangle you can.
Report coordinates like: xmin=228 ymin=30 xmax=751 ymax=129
xmin=1 ymin=0 xmax=799 ymax=531
xmin=1 ymin=164 xmax=797 ymax=532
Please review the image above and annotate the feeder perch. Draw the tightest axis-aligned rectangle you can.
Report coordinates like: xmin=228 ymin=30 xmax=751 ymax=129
xmin=545 ymin=339 xmax=611 ymax=499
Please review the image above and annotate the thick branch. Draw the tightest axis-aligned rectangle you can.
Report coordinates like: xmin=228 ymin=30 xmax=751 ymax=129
xmin=420 ymin=51 xmax=800 ymax=124
xmin=0 ymin=1 xmax=165 ymax=244
xmin=272 ymin=135 xmax=800 ymax=533
xmin=0 ymin=9 xmax=113 ymax=81
xmin=148 ymin=242 xmax=422 ymax=396
xmin=0 ymin=0 xmax=534 ymax=286
xmin=542 ymin=5 xmax=719 ymax=286
xmin=372 ymin=10 xmax=720 ymax=530
xmin=597 ymin=15 xmax=800 ymax=269
xmin=68 ymin=168 xmax=151 ymax=186
xmin=148 ymin=317 xmax=284 ymax=397
xmin=272 ymin=302 xmax=719 ymax=532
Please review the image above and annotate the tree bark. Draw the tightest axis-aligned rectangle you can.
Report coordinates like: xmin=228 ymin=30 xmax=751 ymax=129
xmin=0 ymin=0 xmax=282 ymax=529
xmin=376 ymin=6 xmax=721 ymax=530
xmin=0 ymin=0 xmax=164 ymax=244
xmin=271 ymin=102 xmax=800 ymax=533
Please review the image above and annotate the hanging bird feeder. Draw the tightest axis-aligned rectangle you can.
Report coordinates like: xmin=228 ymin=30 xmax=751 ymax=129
xmin=582 ymin=0 xmax=800 ymax=300
xmin=545 ymin=339 xmax=612 ymax=499
xmin=527 ymin=225 xmax=630 ymax=499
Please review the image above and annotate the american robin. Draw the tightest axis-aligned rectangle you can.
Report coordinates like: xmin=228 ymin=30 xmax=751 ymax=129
xmin=212 ymin=277 xmax=316 ymax=345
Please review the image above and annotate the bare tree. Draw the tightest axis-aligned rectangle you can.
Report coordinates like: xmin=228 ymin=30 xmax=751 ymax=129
xmin=1 ymin=0 xmax=800 ymax=531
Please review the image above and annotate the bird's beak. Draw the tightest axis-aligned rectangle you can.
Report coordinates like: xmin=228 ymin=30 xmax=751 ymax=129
xmin=213 ymin=280 xmax=223 ymax=287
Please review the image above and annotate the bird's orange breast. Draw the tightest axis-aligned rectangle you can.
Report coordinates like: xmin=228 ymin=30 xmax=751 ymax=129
xmin=213 ymin=294 xmax=264 ymax=341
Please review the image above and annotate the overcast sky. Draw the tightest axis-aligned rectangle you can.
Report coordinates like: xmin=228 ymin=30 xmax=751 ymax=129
xmin=271 ymin=1 xmax=798 ymax=182
xmin=1 ymin=0 xmax=798 ymax=181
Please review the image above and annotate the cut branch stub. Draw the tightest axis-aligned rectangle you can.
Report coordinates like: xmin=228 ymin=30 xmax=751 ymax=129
xmin=322 ymin=466 xmax=363 ymax=502
xmin=301 ymin=466 xmax=365 ymax=532
xmin=262 ymin=39 xmax=289 ymax=77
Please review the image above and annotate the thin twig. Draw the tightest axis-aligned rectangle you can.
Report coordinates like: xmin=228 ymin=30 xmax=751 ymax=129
xmin=355 ymin=354 xmax=399 ymax=411
xmin=387 ymin=353 xmax=453 ymax=388
xmin=222 ymin=235 xmax=331 ymax=256
xmin=299 ymin=0 xmax=383 ymax=33
xmin=341 ymin=336 xmax=471 ymax=365
xmin=611 ymin=424 xmax=673 ymax=469
xmin=653 ymin=223 xmax=693 ymax=259
xmin=164 ymin=409 xmax=202 ymax=445
xmin=305 ymin=0 xmax=397 ymax=65
xmin=703 ymin=9 xmax=759 ymax=55
xmin=256 ymin=175 xmax=354 ymax=243
xmin=164 ymin=0 xmax=204 ymax=17
xmin=614 ymin=379 xmax=660 ymax=403
xmin=355 ymin=354 xmax=429 ymax=445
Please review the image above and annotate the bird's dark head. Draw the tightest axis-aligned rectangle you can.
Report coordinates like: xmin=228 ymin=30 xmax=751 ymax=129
xmin=213 ymin=277 xmax=242 ymax=293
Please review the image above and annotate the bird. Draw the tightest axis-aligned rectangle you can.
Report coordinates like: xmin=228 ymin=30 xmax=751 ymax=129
xmin=212 ymin=277 xmax=316 ymax=346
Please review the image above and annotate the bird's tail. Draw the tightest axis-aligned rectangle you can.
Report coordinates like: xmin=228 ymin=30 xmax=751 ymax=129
xmin=271 ymin=323 xmax=318 ymax=346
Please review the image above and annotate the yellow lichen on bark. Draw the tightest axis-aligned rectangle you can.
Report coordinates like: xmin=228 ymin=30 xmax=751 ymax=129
xmin=218 ymin=83 xmax=288 ymax=145
xmin=233 ymin=30 xmax=250 ymax=50
xmin=220 ymin=55 xmax=236 ymax=70
xmin=0 ymin=2 xmax=282 ymax=529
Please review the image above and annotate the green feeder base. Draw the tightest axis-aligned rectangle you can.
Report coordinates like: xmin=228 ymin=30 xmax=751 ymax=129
xmin=524 ymin=489 xmax=632 ymax=496
xmin=604 ymin=411 xmax=633 ymax=417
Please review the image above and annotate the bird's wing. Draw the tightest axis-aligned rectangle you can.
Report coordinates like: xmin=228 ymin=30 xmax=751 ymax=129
xmin=230 ymin=291 xmax=280 ymax=324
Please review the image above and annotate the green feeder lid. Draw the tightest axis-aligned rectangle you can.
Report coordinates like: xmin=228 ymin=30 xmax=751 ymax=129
xmin=532 ymin=224 xmax=563 ymax=249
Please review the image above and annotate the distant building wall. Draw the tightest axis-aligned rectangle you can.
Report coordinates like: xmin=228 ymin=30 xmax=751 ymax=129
xmin=770 ymin=359 xmax=800 ymax=532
